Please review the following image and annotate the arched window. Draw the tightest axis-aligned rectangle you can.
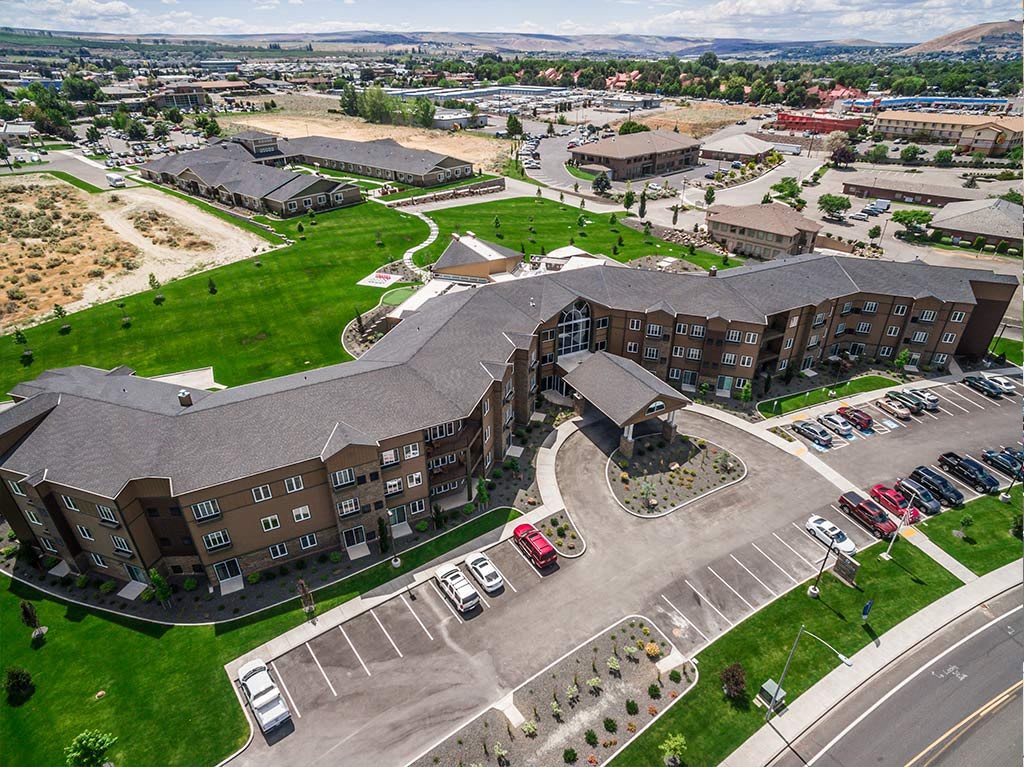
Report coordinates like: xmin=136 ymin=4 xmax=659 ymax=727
xmin=557 ymin=300 xmax=591 ymax=356
xmin=645 ymin=401 xmax=666 ymax=415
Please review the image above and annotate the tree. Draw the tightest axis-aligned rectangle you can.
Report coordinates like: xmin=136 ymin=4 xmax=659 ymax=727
xmin=761 ymin=192 xmax=773 ymax=204
xmin=493 ymin=215 xmax=501 ymax=231
xmin=618 ymin=119 xmax=650 ymax=135
xmin=865 ymin=144 xmax=889 ymax=164
xmin=659 ymin=734 xmax=687 ymax=765
xmin=704 ymin=187 xmax=716 ymax=206
xmin=152 ymin=121 xmax=170 ymax=139
xmin=20 ymin=600 xmax=38 ymax=630
xmin=868 ymin=224 xmax=881 ymax=241
xmin=53 ymin=304 xmax=66 ymax=321
xmin=475 ymin=475 xmax=490 ymax=511
xmin=546 ymin=121 xmax=555 ymax=135
xmin=899 ymin=144 xmax=924 ymax=163
xmin=893 ymin=348 xmax=911 ymax=373
xmin=671 ymin=205 xmax=679 ymax=226
xmin=126 ymin=120 xmax=147 ymax=141
xmin=357 ymin=85 xmax=394 ymax=124
xmin=623 ymin=187 xmax=636 ymax=210
xmin=147 ymin=568 xmax=172 ymax=608
xmin=164 ymin=107 xmax=183 ymax=124
xmin=831 ymin=144 xmax=856 ymax=167
xmin=4 ymin=667 xmax=33 ymax=704
xmin=959 ymin=514 xmax=974 ymax=534
xmin=770 ymin=176 xmax=801 ymax=199
xmin=411 ymin=97 xmax=435 ymax=129
xmin=339 ymin=82 xmax=359 ymax=116
xmin=376 ymin=516 xmax=391 ymax=555
xmin=824 ymin=131 xmax=854 ymax=166
xmin=638 ymin=190 xmax=647 ymax=220
xmin=202 ymin=117 xmax=221 ymax=138
xmin=591 ymin=172 xmax=610 ymax=195
xmin=207 ymin=277 xmax=217 ymax=295
xmin=505 ymin=113 xmax=523 ymax=137
xmin=934 ymin=149 xmax=954 ymax=166
xmin=0 ymin=143 xmax=8 ymax=170
xmin=817 ymin=194 xmax=852 ymax=218
xmin=85 ymin=125 xmax=101 ymax=143
xmin=970 ymin=151 xmax=986 ymax=167
xmin=64 ymin=730 xmax=117 ymax=767
xmin=720 ymin=663 xmax=747 ymax=699
xmin=891 ymin=209 xmax=933 ymax=233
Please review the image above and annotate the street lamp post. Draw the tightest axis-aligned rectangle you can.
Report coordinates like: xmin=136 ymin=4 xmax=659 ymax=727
xmin=765 ymin=624 xmax=852 ymax=722
xmin=807 ymin=537 xmax=835 ymax=598
xmin=880 ymin=506 xmax=908 ymax=560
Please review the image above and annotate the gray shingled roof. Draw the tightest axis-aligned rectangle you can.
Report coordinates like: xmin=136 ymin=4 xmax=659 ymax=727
xmin=279 ymin=136 xmax=457 ymax=176
xmin=433 ymin=236 xmax=522 ymax=270
xmin=707 ymin=202 xmax=822 ymax=237
xmin=569 ymin=129 xmax=700 ymax=160
xmin=931 ymin=198 xmax=1023 ymax=241
xmin=564 ymin=351 xmax=689 ymax=427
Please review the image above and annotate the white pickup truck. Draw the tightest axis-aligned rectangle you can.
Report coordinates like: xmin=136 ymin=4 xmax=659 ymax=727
xmin=105 ymin=173 xmax=126 ymax=188
xmin=239 ymin=659 xmax=292 ymax=732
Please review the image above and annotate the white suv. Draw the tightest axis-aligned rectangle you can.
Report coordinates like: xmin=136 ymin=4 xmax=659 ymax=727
xmin=435 ymin=563 xmax=480 ymax=612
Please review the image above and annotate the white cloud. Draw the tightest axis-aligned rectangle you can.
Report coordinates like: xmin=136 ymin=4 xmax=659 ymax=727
xmin=288 ymin=0 xmax=303 ymax=4
xmin=160 ymin=0 xmax=177 ymax=5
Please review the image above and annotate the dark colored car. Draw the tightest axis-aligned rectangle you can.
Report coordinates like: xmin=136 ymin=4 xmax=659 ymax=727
xmin=837 ymin=406 xmax=873 ymax=431
xmin=886 ymin=390 xmax=923 ymax=414
xmin=938 ymin=452 xmax=1000 ymax=494
xmin=981 ymin=449 xmax=1023 ymax=481
xmin=909 ymin=465 xmax=964 ymax=507
xmin=838 ymin=491 xmax=899 ymax=539
xmin=894 ymin=477 xmax=942 ymax=516
xmin=962 ymin=375 xmax=1003 ymax=398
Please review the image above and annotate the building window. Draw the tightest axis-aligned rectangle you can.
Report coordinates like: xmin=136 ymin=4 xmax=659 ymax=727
xmin=893 ymin=304 xmax=907 ymax=316
xmin=834 ymin=323 xmax=847 ymax=337
xmin=740 ymin=355 xmax=753 ymax=367
xmin=812 ymin=313 xmax=825 ymax=327
xmin=7 ymin=480 xmax=25 ymax=496
xmin=284 ymin=475 xmax=304 ymax=494
xmin=381 ymin=449 xmax=399 ymax=466
xmin=911 ymin=331 xmax=929 ymax=344
xmin=90 ymin=552 xmax=108 ymax=568
xmin=203 ymin=530 xmax=231 ymax=552
xmin=299 ymin=533 xmax=318 ymax=550
xmin=61 ymin=495 xmax=79 ymax=511
xmin=40 ymin=537 xmax=57 ymax=553
xmin=784 ymin=338 xmax=794 ymax=350
xmin=941 ymin=332 xmax=956 ymax=344
xmin=879 ymin=346 xmax=893 ymax=358
xmin=646 ymin=323 xmax=662 ymax=338
xmin=628 ymin=318 xmax=642 ymax=331
xmin=690 ymin=325 xmax=706 ymax=338
xmin=191 ymin=499 xmax=221 ymax=521
xmin=595 ymin=317 xmax=609 ymax=330
xmin=722 ymin=353 xmax=736 ymax=366
xmin=626 ymin=341 xmax=639 ymax=353
xmin=680 ymin=370 xmax=698 ymax=388
xmin=331 ymin=468 xmax=355 ymax=488
xmin=863 ymin=301 xmax=878 ymax=314
xmin=789 ymin=315 xmax=799 ymax=328
xmin=403 ymin=443 xmax=420 ymax=460
xmin=887 ymin=325 xmax=900 ymax=336
xmin=252 ymin=485 xmax=272 ymax=503
xmin=111 ymin=535 xmax=132 ymax=555
xmin=807 ymin=334 xmax=820 ymax=348
xmin=744 ymin=332 xmax=759 ymax=345
xmin=407 ymin=472 xmax=423 ymax=488
xmin=76 ymin=525 xmax=94 ymax=541
xmin=725 ymin=330 xmax=741 ymax=343
xmin=672 ymin=346 xmax=684 ymax=358
xmin=292 ymin=506 xmax=311 ymax=522
xmin=675 ymin=322 xmax=687 ymax=335
xmin=409 ymin=499 xmax=426 ymax=515
xmin=385 ymin=478 xmax=403 ymax=496
xmin=778 ymin=359 xmax=789 ymax=370
xmin=687 ymin=348 xmax=701 ymax=361
xmin=269 ymin=542 xmax=288 ymax=559
xmin=856 ymin=322 xmax=871 ymax=334
xmin=97 ymin=505 xmax=117 ymax=524
xmin=951 ymin=311 xmax=965 ymax=323
xmin=484 ymin=451 xmax=493 ymax=469
xmin=644 ymin=346 xmax=659 ymax=361
xmin=260 ymin=515 xmax=280 ymax=533
xmin=919 ymin=310 xmax=936 ymax=322
xmin=541 ymin=352 xmax=555 ymax=365
xmin=427 ymin=421 xmax=459 ymax=442
xmin=338 ymin=497 xmax=360 ymax=516
xmin=25 ymin=508 xmax=41 ymax=525
xmin=933 ymin=353 xmax=948 ymax=365
xmin=668 ymin=367 xmax=681 ymax=380
xmin=558 ymin=300 xmax=591 ymax=356
xmin=840 ymin=302 xmax=852 ymax=315
xmin=541 ymin=328 xmax=556 ymax=342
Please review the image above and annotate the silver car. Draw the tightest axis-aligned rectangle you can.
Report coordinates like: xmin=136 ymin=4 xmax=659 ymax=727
xmin=817 ymin=412 xmax=853 ymax=438
xmin=793 ymin=420 xmax=833 ymax=446
xmin=905 ymin=387 xmax=939 ymax=410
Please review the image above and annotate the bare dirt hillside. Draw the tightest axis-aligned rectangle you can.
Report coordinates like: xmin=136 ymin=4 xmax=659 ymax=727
xmin=898 ymin=19 xmax=1022 ymax=56
xmin=629 ymin=102 xmax=762 ymax=138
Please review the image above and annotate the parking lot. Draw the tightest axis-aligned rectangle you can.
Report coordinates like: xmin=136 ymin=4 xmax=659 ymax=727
xmin=240 ymin=536 xmax=579 ymax=767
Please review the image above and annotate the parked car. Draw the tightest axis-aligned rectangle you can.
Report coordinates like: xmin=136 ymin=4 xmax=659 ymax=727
xmin=805 ymin=515 xmax=857 ymax=555
xmin=238 ymin=659 xmax=292 ymax=732
xmin=894 ymin=477 xmax=942 ymax=516
xmin=838 ymin=491 xmax=899 ymax=539
xmin=434 ymin=563 xmax=480 ymax=612
xmin=513 ymin=523 xmax=557 ymax=569
xmin=861 ymin=207 xmax=880 ymax=216
xmin=981 ymin=374 xmax=1017 ymax=395
xmin=793 ymin=420 xmax=833 ymax=447
xmin=869 ymin=484 xmax=921 ymax=524
xmin=817 ymin=412 xmax=853 ymax=438
xmin=938 ymin=452 xmax=1000 ymax=494
xmin=909 ymin=465 xmax=964 ymax=507
xmin=962 ymin=374 xmax=1002 ymax=398
xmin=876 ymin=398 xmax=911 ymax=420
xmin=886 ymin=390 xmax=923 ymax=414
xmin=704 ymin=172 xmax=717 ymax=179
xmin=981 ymin=449 xmax=1023 ymax=480
xmin=465 ymin=551 xmax=504 ymax=593
xmin=1001 ymin=446 xmax=1024 ymax=464
xmin=837 ymin=406 xmax=873 ymax=430
xmin=849 ymin=212 xmax=869 ymax=221
xmin=905 ymin=387 xmax=940 ymax=410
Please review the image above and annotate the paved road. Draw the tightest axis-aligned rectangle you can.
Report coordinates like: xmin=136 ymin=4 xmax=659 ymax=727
xmin=0 ymin=150 xmax=140 ymax=188
xmin=768 ymin=587 xmax=1023 ymax=767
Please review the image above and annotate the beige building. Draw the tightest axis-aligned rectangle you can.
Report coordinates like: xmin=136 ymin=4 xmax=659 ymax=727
xmin=706 ymin=203 xmax=821 ymax=259
xmin=873 ymin=111 xmax=1023 ymax=157
xmin=569 ymin=130 xmax=700 ymax=180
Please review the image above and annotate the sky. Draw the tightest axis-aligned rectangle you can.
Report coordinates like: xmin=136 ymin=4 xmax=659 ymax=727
xmin=1 ymin=0 xmax=1019 ymax=43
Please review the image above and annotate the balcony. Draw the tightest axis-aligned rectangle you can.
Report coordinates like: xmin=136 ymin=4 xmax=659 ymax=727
xmin=763 ymin=327 xmax=785 ymax=342
xmin=426 ymin=419 xmax=481 ymax=456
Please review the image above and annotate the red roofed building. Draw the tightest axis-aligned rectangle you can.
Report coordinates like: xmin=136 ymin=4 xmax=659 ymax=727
xmin=606 ymin=71 xmax=641 ymax=90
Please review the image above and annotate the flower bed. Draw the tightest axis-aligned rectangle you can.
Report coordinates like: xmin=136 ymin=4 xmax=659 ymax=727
xmin=608 ymin=436 xmax=745 ymax=516
xmin=538 ymin=510 xmax=584 ymax=557
xmin=410 ymin=616 xmax=693 ymax=767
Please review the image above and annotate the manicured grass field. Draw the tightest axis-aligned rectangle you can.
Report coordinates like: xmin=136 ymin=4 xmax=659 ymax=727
xmin=990 ymin=336 xmax=1023 ymax=367
xmin=919 ymin=486 xmax=1022 ymax=576
xmin=0 ymin=507 xmax=520 ymax=767
xmin=381 ymin=285 xmax=418 ymax=306
xmin=415 ymin=197 xmax=735 ymax=271
xmin=612 ymin=541 xmax=962 ymax=767
xmin=381 ymin=173 xmax=498 ymax=201
xmin=0 ymin=201 xmax=429 ymax=398
xmin=502 ymin=157 xmax=545 ymax=186
xmin=564 ymin=163 xmax=598 ymax=181
xmin=757 ymin=374 xmax=898 ymax=417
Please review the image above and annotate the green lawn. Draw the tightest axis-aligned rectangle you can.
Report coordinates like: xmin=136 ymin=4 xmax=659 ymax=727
xmin=612 ymin=541 xmax=962 ymax=767
xmin=0 ymin=200 xmax=429 ymax=398
xmin=990 ymin=336 xmax=1023 ymax=367
xmin=502 ymin=157 xmax=545 ymax=186
xmin=415 ymin=197 xmax=736 ymax=272
xmin=0 ymin=507 xmax=520 ymax=767
xmin=919 ymin=486 xmax=1022 ymax=576
xmin=381 ymin=173 xmax=498 ymax=201
xmin=295 ymin=164 xmax=399 ymax=191
xmin=757 ymin=374 xmax=898 ymax=417
xmin=564 ymin=163 xmax=598 ymax=181
xmin=381 ymin=285 xmax=418 ymax=306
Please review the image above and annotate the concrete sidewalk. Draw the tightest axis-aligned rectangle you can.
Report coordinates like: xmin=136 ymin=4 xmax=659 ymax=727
xmin=719 ymin=558 xmax=1022 ymax=767
xmin=903 ymin=526 xmax=978 ymax=583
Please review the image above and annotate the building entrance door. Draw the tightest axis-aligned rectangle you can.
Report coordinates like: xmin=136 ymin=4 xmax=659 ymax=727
xmin=125 ymin=564 xmax=148 ymax=583
xmin=213 ymin=558 xmax=241 ymax=582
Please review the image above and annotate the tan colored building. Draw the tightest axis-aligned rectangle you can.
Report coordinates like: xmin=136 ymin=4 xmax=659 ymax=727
xmin=872 ymin=111 xmax=1023 ymax=157
xmin=1 ymin=252 xmax=1016 ymax=596
xmin=706 ymin=203 xmax=821 ymax=259
xmin=841 ymin=173 xmax=987 ymax=207
xmin=930 ymin=198 xmax=1023 ymax=248
xmin=569 ymin=130 xmax=700 ymax=180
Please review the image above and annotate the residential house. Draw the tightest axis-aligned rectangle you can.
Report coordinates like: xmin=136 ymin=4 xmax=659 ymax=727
xmin=706 ymin=203 xmax=821 ymax=259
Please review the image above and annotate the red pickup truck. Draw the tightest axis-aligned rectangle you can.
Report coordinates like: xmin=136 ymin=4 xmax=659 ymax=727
xmin=838 ymin=491 xmax=899 ymax=539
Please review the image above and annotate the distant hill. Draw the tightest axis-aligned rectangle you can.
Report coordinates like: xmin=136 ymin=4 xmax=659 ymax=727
xmin=897 ymin=19 xmax=1022 ymax=56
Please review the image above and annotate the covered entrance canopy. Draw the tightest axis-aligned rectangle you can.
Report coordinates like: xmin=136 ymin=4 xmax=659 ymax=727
xmin=561 ymin=351 xmax=690 ymax=456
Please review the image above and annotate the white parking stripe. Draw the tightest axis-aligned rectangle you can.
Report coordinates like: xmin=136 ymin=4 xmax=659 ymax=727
xmin=492 ymin=563 xmax=517 ymax=593
xmin=945 ymin=386 xmax=988 ymax=409
xmin=660 ymin=593 xmax=710 ymax=642
xmin=428 ymin=580 xmax=463 ymax=624
xmin=507 ymin=539 xmax=543 ymax=579
xmin=773 ymin=531 xmax=816 ymax=569
xmin=339 ymin=625 xmax=372 ymax=676
xmin=371 ymin=610 xmax=403 ymax=658
xmin=930 ymin=465 xmax=981 ymax=501
xmin=476 ymin=589 xmax=490 ymax=609
xmin=306 ymin=642 xmax=337 ymax=696
xmin=933 ymin=390 xmax=969 ymax=413
xmin=400 ymin=594 xmax=434 ymax=641
xmin=751 ymin=542 xmax=798 ymax=584
xmin=920 ymin=408 xmax=940 ymax=420
xmin=731 ymin=554 xmax=776 ymax=596
xmin=684 ymin=579 xmax=734 ymax=626
xmin=937 ymin=406 xmax=955 ymax=416
xmin=707 ymin=566 xmax=755 ymax=611
xmin=270 ymin=660 xmax=301 ymax=718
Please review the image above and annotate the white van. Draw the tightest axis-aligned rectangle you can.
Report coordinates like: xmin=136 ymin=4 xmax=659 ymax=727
xmin=105 ymin=173 xmax=126 ymax=188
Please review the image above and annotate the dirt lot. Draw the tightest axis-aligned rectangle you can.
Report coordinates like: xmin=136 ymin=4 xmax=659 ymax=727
xmin=218 ymin=93 xmax=506 ymax=171
xmin=629 ymin=101 xmax=763 ymax=138
xmin=0 ymin=176 xmax=268 ymax=329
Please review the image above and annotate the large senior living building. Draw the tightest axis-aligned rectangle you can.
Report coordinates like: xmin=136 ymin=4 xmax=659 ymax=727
xmin=1 ymin=251 xmax=1015 ymax=593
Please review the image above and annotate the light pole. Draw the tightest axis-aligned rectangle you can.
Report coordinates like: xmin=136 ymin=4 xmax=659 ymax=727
xmin=807 ymin=537 xmax=835 ymax=598
xmin=880 ymin=507 xmax=908 ymax=560
xmin=765 ymin=623 xmax=852 ymax=722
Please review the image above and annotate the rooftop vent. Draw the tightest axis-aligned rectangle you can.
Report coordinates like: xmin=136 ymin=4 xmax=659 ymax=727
xmin=177 ymin=389 xmax=193 ymax=407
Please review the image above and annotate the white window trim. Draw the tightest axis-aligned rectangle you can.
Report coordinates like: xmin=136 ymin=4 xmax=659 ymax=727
xmin=269 ymin=542 xmax=288 ymax=559
xmin=644 ymin=346 xmax=659 ymax=360
xmin=331 ymin=468 xmax=355 ymax=488
xmin=203 ymin=529 xmax=231 ymax=551
xmin=381 ymin=448 xmax=399 ymax=466
xmin=690 ymin=325 xmax=706 ymax=338
xmin=893 ymin=304 xmax=907 ymax=316
xmin=407 ymin=471 xmax=423 ymax=488
xmin=722 ymin=353 xmax=737 ymax=366
xmin=7 ymin=479 xmax=25 ymax=496
xmin=338 ymin=497 xmax=360 ymax=516
xmin=687 ymin=348 xmax=701 ymax=360
xmin=260 ymin=514 xmax=280 ymax=533
xmin=284 ymin=475 xmax=304 ymax=494
xmin=950 ymin=311 xmax=965 ymax=323
xmin=77 ymin=525 xmax=94 ymax=541
xmin=61 ymin=494 xmax=79 ymax=511
xmin=191 ymin=499 xmax=220 ymax=521
xmin=25 ymin=508 xmax=41 ymax=525
xmin=252 ymin=485 xmax=273 ymax=503
xmin=111 ymin=535 xmax=132 ymax=554
xmin=744 ymin=332 xmax=759 ymax=344
xmin=941 ymin=332 xmax=956 ymax=344
xmin=292 ymin=505 xmax=311 ymax=522
xmin=403 ymin=443 xmax=420 ymax=460
xmin=40 ymin=537 xmax=57 ymax=553
xmin=97 ymin=505 xmax=117 ymax=523
xmin=90 ymin=552 xmax=108 ymax=568
xmin=626 ymin=341 xmax=639 ymax=353
xmin=740 ymin=355 xmax=753 ymax=367
xmin=628 ymin=318 xmax=642 ymax=331
xmin=725 ymin=330 xmax=741 ymax=343
xmin=920 ymin=310 xmax=937 ymax=322
xmin=299 ymin=533 xmax=318 ymax=550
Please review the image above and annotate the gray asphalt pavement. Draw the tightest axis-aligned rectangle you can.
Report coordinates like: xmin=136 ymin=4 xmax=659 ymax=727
xmin=768 ymin=587 xmax=1023 ymax=767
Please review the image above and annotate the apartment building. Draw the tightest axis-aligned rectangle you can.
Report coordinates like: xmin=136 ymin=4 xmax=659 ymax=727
xmin=872 ymin=111 xmax=1023 ymax=157
xmin=841 ymin=173 xmax=987 ymax=207
xmin=569 ymin=130 xmax=700 ymax=180
xmin=706 ymin=203 xmax=821 ymax=259
xmin=1 ymin=252 xmax=1015 ymax=592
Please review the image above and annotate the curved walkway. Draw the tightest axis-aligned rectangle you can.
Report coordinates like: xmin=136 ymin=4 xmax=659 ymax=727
xmin=398 ymin=208 xmax=437 ymax=277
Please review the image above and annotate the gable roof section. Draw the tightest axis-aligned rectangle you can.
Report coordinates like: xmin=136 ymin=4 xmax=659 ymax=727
xmin=279 ymin=136 xmax=465 ymax=176
xmin=563 ymin=351 xmax=689 ymax=427
xmin=570 ymin=129 xmax=700 ymax=160
xmin=931 ymin=198 xmax=1023 ymax=241
xmin=707 ymin=202 xmax=822 ymax=238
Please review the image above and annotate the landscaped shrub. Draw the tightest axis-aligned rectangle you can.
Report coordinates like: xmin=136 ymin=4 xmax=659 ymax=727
xmin=625 ymin=699 xmax=639 ymax=715
xmin=585 ymin=729 xmax=598 ymax=747
xmin=603 ymin=717 xmax=617 ymax=733
xmin=415 ymin=520 xmax=430 ymax=533
xmin=648 ymin=683 xmax=662 ymax=699
xmin=75 ymin=574 xmax=90 ymax=589
xmin=329 ymin=551 xmax=342 ymax=563
xmin=669 ymin=668 xmax=682 ymax=684
xmin=996 ymin=240 xmax=1009 ymax=253
xmin=721 ymin=662 xmax=747 ymax=700
xmin=246 ymin=573 xmax=262 ymax=585
xmin=563 ymin=748 xmax=578 ymax=764
xmin=183 ymin=577 xmax=198 ymax=592
xmin=98 ymin=580 xmax=116 ymax=594
xmin=4 ymin=667 xmax=33 ymax=704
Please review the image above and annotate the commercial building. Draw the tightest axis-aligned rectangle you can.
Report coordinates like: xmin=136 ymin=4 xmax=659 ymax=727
xmin=773 ymin=112 xmax=863 ymax=134
xmin=601 ymin=94 xmax=662 ymax=111
xmin=706 ymin=203 xmax=821 ymax=259
xmin=0 ymin=121 xmax=36 ymax=147
xmin=930 ymin=198 xmax=1023 ymax=248
xmin=150 ymin=85 xmax=210 ymax=111
xmin=568 ymin=130 xmax=700 ymax=180
xmin=1 ymin=253 xmax=1014 ymax=593
xmin=841 ymin=174 xmax=987 ymax=207
xmin=431 ymin=109 xmax=488 ymax=131
xmin=872 ymin=111 xmax=1023 ymax=156
xmin=700 ymin=134 xmax=775 ymax=164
